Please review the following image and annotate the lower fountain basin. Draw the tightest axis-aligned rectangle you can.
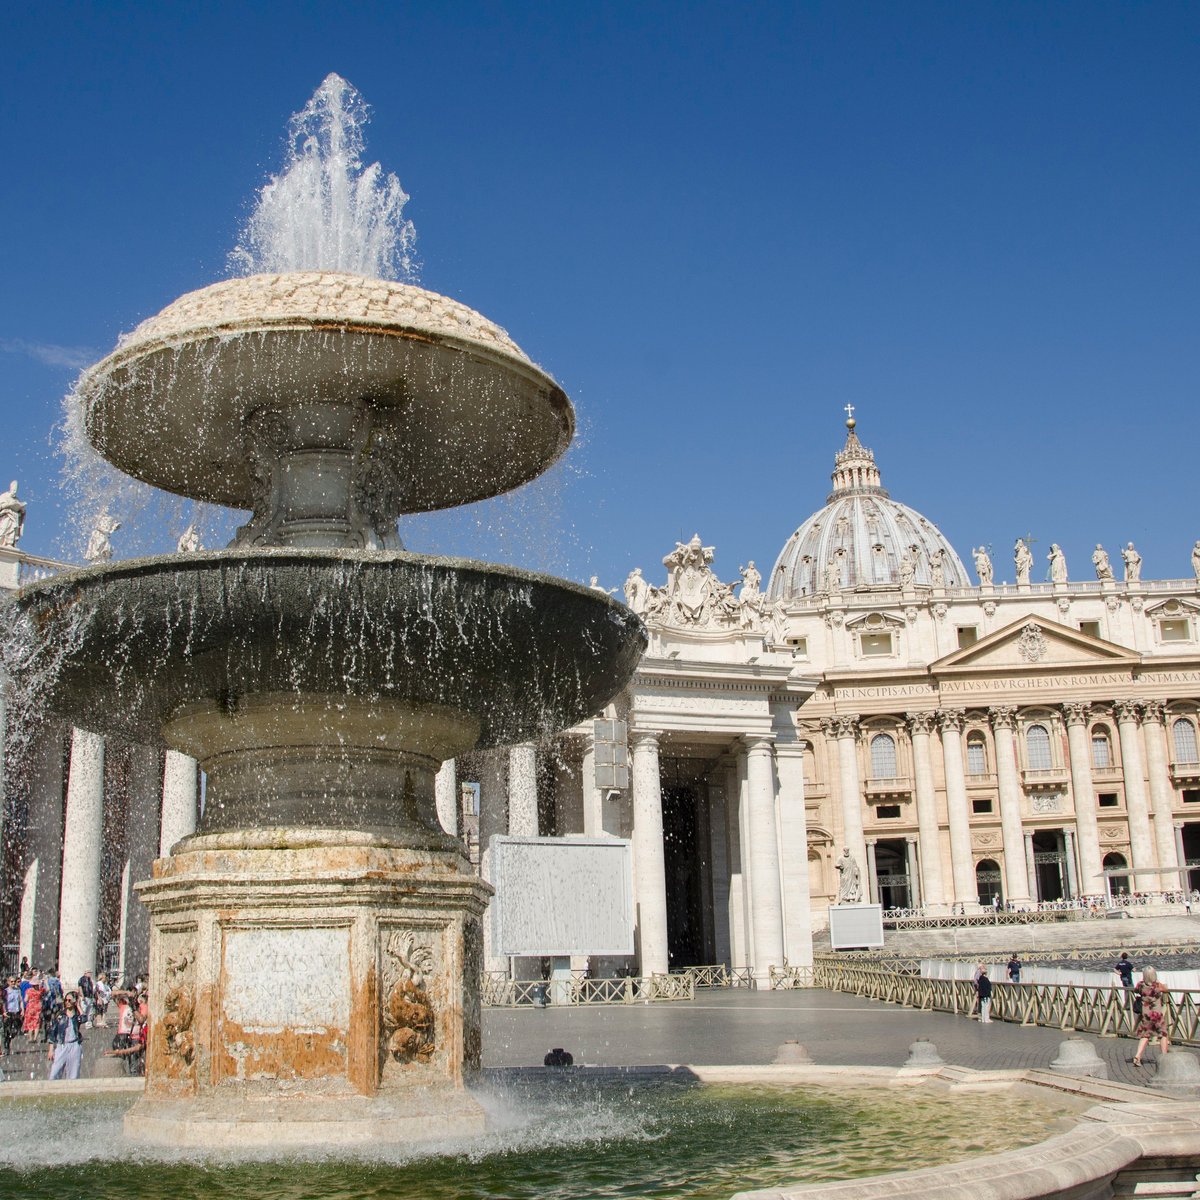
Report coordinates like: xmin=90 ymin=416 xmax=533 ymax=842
xmin=4 ymin=547 xmax=644 ymax=749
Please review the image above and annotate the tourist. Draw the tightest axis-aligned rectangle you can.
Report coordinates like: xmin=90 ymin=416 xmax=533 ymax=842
xmin=92 ymin=972 xmax=111 ymax=1027
xmin=21 ymin=971 xmax=44 ymax=1042
xmin=2 ymin=976 xmax=22 ymax=1055
xmin=1006 ymin=954 xmax=1022 ymax=984
xmin=1129 ymin=966 xmax=1170 ymax=1067
xmin=976 ymin=968 xmax=993 ymax=1024
xmin=46 ymin=991 xmax=85 ymax=1080
xmin=77 ymin=971 xmax=95 ymax=1026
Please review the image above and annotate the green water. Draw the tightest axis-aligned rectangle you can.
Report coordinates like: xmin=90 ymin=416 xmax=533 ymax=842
xmin=0 ymin=1078 xmax=1064 ymax=1200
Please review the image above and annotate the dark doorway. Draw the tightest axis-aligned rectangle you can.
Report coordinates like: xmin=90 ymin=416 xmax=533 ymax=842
xmin=976 ymin=859 xmax=1002 ymax=906
xmin=1181 ymin=825 xmax=1200 ymax=892
xmin=1103 ymin=851 xmax=1130 ymax=897
xmin=873 ymin=840 xmax=911 ymax=909
xmin=662 ymin=784 xmax=706 ymax=969
xmin=1032 ymin=829 xmax=1067 ymax=901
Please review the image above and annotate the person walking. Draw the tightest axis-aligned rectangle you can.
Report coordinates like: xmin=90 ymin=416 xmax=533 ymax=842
xmin=1129 ymin=966 xmax=1170 ymax=1067
xmin=21 ymin=972 xmax=44 ymax=1043
xmin=2 ymin=977 xmax=22 ymax=1055
xmin=46 ymin=991 xmax=85 ymax=1080
xmin=1115 ymin=952 xmax=1135 ymax=990
xmin=1007 ymin=954 xmax=1022 ymax=984
xmin=92 ymin=972 xmax=111 ymax=1027
xmin=976 ymin=968 xmax=993 ymax=1023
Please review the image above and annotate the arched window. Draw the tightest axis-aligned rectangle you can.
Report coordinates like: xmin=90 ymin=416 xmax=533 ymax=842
xmin=1026 ymin=723 xmax=1052 ymax=770
xmin=1173 ymin=718 xmax=1199 ymax=764
xmin=975 ymin=859 xmax=1002 ymax=905
xmin=870 ymin=733 xmax=898 ymax=777
xmin=1090 ymin=726 xmax=1112 ymax=769
xmin=965 ymin=735 xmax=987 ymax=776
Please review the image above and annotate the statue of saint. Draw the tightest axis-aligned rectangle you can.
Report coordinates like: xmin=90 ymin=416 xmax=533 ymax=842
xmin=929 ymin=547 xmax=946 ymax=589
xmin=1014 ymin=539 xmax=1033 ymax=586
xmin=835 ymin=848 xmax=863 ymax=904
xmin=623 ymin=567 xmax=649 ymax=614
xmin=1121 ymin=542 xmax=1141 ymax=582
xmin=898 ymin=549 xmax=916 ymax=588
xmin=588 ymin=575 xmax=616 ymax=595
xmin=739 ymin=560 xmax=762 ymax=600
xmin=1091 ymin=544 xmax=1113 ymax=581
xmin=176 ymin=524 xmax=200 ymax=554
xmin=85 ymin=514 xmax=121 ymax=563
xmin=824 ymin=559 xmax=842 ymax=593
xmin=0 ymin=481 xmax=26 ymax=548
xmin=1048 ymin=543 xmax=1067 ymax=584
xmin=972 ymin=546 xmax=993 ymax=586
xmin=1192 ymin=541 xmax=1200 ymax=582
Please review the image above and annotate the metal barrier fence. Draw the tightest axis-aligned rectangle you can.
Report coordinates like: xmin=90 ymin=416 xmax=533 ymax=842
xmin=482 ymin=972 xmax=696 ymax=1007
xmin=814 ymin=943 xmax=1200 ymax=975
xmin=812 ymin=959 xmax=1200 ymax=1046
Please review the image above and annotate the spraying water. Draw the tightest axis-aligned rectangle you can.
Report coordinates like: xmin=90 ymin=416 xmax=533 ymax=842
xmin=229 ymin=73 xmax=417 ymax=280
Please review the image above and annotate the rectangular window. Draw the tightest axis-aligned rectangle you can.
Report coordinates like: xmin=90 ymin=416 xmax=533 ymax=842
xmin=966 ymin=741 xmax=987 ymax=775
xmin=876 ymin=804 xmax=901 ymax=819
xmin=1160 ymin=618 xmax=1190 ymax=642
xmin=1097 ymin=792 xmax=1118 ymax=808
xmin=860 ymin=633 xmax=893 ymax=657
xmin=1184 ymin=790 xmax=1200 ymax=804
xmin=1091 ymin=735 xmax=1111 ymax=769
xmin=956 ymin=626 xmax=978 ymax=649
xmin=972 ymin=798 xmax=993 ymax=814
xmin=787 ymin=637 xmax=808 ymax=657
xmin=1079 ymin=620 xmax=1101 ymax=639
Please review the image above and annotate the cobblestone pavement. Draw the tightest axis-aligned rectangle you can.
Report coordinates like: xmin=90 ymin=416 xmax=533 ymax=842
xmin=483 ymin=988 xmax=1163 ymax=1087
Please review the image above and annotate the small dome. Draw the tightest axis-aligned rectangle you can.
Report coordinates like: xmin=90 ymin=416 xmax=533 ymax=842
xmin=768 ymin=415 xmax=970 ymax=600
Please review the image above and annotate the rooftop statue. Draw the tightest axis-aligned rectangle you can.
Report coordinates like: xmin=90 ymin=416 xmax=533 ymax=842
xmin=176 ymin=525 xmax=201 ymax=554
xmin=929 ymin=547 xmax=946 ymax=589
xmin=1193 ymin=541 xmax=1200 ymax=582
xmin=0 ymin=480 xmax=26 ymax=548
xmin=623 ymin=567 xmax=649 ymax=615
xmin=1092 ymin=544 xmax=1113 ymax=581
xmin=84 ymin=514 xmax=120 ymax=563
xmin=1122 ymin=542 xmax=1142 ymax=582
xmin=1048 ymin=543 xmax=1067 ymax=584
xmin=1014 ymin=539 xmax=1033 ymax=586
xmin=972 ymin=546 xmax=993 ymax=586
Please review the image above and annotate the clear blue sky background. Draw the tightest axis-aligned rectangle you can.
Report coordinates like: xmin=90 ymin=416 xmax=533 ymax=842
xmin=2 ymin=1 xmax=1197 ymax=587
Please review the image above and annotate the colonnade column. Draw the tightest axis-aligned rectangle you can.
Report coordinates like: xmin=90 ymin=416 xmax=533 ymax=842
xmin=906 ymin=712 xmax=946 ymax=912
xmin=706 ymin=776 xmax=732 ymax=966
xmin=744 ymin=736 xmax=784 ymax=982
xmin=160 ymin=750 xmax=199 ymax=856
xmin=1024 ymin=832 xmax=1039 ymax=902
xmin=477 ymin=752 xmax=509 ymax=974
xmin=720 ymin=756 xmax=746 ymax=970
xmin=905 ymin=837 xmax=921 ymax=908
xmin=1061 ymin=702 xmax=1105 ymax=895
xmin=1063 ymin=828 xmax=1079 ymax=899
xmin=989 ymin=706 xmax=1032 ymax=904
xmin=579 ymin=731 xmax=602 ymax=837
xmin=630 ymin=730 xmax=669 ymax=977
xmin=507 ymin=743 xmax=539 ymax=837
xmin=825 ymin=716 xmax=867 ymax=876
xmin=773 ymin=742 xmax=813 ymax=967
xmin=57 ymin=728 xmax=105 ymax=984
xmin=1115 ymin=700 xmax=1158 ymax=883
xmin=865 ymin=840 xmax=879 ymax=904
xmin=1141 ymin=701 xmax=1180 ymax=889
xmin=938 ymin=710 xmax=977 ymax=907
xmin=434 ymin=759 xmax=459 ymax=838
xmin=1175 ymin=823 xmax=1191 ymax=892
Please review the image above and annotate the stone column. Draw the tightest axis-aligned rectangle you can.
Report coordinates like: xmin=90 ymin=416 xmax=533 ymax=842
xmin=159 ymin=751 xmax=199 ymax=856
xmin=579 ymin=730 xmax=602 ymax=837
xmin=707 ymin=778 xmax=732 ymax=966
xmin=938 ymin=710 xmax=977 ymax=907
xmin=865 ymin=839 xmax=879 ymax=904
xmin=18 ymin=723 xmax=68 ymax=969
xmin=1115 ymin=700 xmax=1158 ymax=882
xmin=1061 ymin=701 xmax=1105 ymax=896
xmin=989 ymin=707 xmax=1032 ymax=904
xmin=735 ymin=750 xmax=755 ymax=959
xmin=721 ymin=757 xmax=746 ymax=969
xmin=507 ymin=743 xmax=539 ymax=838
xmin=905 ymin=837 xmax=921 ymax=908
xmin=774 ymin=742 xmax=813 ymax=967
xmin=906 ymin=713 xmax=947 ymax=912
xmin=120 ymin=747 xmax=164 ymax=980
xmin=1175 ymin=823 xmax=1190 ymax=892
xmin=57 ymin=728 xmax=105 ymax=984
xmin=630 ymin=730 xmax=669 ymax=977
xmin=1142 ymin=701 xmax=1180 ymax=889
xmin=1061 ymin=828 xmax=1078 ymax=899
xmin=1024 ymin=832 xmax=1039 ymax=903
xmin=434 ymin=759 xmax=459 ymax=838
xmin=696 ymin=786 xmax=715 ymax=961
xmin=744 ymin=736 xmax=784 ymax=982
xmin=825 ymin=715 xmax=867 ymax=875
xmin=477 ymin=752 xmax=509 ymax=974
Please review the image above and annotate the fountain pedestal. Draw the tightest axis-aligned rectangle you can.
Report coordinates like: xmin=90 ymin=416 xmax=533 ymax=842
xmin=125 ymin=831 xmax=491 ymax=1146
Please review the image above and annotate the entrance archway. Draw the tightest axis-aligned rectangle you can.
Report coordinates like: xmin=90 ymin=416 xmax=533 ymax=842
xmin=975 ymin=859 xmax=1002 ymax=907
xmin=872 ymin=840 xmax=911 ymax=910
xmin=1032 ymin=829 xmax=1068 ymax=901
xmin=1103 ymin=851 xmax=1130 ymax=897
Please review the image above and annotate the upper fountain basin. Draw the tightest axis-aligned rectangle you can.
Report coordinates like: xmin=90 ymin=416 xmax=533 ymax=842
xmin=4 ymin=548 xmax=645 ymax=749
xmin=78 ymin=273 xmax=573 ymax=514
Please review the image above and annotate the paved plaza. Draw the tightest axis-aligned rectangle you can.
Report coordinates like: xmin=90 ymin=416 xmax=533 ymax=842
xmin=483 ymin=987 xmax=1157 ymax=1087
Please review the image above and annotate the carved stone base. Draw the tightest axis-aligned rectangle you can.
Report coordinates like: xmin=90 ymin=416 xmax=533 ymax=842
xmin=126 ymin=829 xmax=491 ymax=1147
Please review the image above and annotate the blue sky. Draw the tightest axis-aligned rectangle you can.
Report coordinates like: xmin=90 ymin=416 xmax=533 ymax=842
xmin=2 ymin=1 xmax=1197 ymax=587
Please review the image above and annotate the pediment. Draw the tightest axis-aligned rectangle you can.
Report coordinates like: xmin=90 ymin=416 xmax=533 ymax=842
xmin=1145 ymin=597 xmax=1200 ymax=617
xmin=932 ymin=617 xmax=1138 ymax=674
xmin=845 ymin=610 xmax=905 ymax=632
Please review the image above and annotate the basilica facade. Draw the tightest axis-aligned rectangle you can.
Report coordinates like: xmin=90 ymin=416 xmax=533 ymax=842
xmin=5 ymin=419 xmax=1200 ymax=986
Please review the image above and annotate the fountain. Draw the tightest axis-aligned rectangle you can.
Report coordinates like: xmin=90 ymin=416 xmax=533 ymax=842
xmin=2 ymin=76 xmax=645 ymax=1146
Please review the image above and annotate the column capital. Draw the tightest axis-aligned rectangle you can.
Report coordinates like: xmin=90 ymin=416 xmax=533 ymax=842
xmin=742 ymin=734 xmax=776 ymax=756
xmin=1114 ymin=699 xmax=1144 ymax=725
xmin=822 ymin=714 xmax=860 ymax=740
xmin=1061 ymin=700 xmax=1092 ymax=728
xmin=1141 ymin=699 xmax=1166 ymax=724
xmin=990 ymin=704 xmax=1019 ymax=730
xmin=938 ymin=708 xmax=966 ymax=733
xmin=629 ymin=729 xmax=661 ymax=751
xmin=905 ymin=834 xmax=918 ymax=844
xmin=773 ymin=740 xmax=807 ymax=759
xmin=905 ymin=710 xmax=937 ymax=736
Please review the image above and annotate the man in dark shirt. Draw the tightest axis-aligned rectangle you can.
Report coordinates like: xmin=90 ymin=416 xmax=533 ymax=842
xmin=1116 ymin=953 xmax=1135 ymax=989
xmin=1007 ymin=955 xmax=1022 ymax=983
xmin=976 ymin=969 xmax=993 ymax=1023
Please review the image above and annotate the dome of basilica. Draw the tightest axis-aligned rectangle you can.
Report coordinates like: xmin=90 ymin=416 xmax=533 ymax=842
xmin=767 ymin=414 xmax=970 ymax=601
